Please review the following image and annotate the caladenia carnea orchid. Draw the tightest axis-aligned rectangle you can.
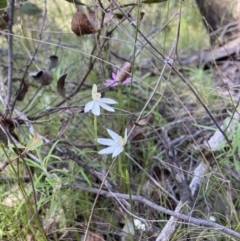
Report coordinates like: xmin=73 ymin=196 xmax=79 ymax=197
xmin=84 ymin=84 xmax=117 ymax=116
xmin=104 ymin=62 xmax=132 ymax=87
xmin=97 ymin=128 xmax=128 ymax=158
xmin=104 ymin=72 xmax=132 ymax=87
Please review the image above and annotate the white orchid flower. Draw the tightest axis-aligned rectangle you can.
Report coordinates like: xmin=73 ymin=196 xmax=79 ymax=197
xmin=84 ymin=84 xmax=117 ymax=116
xmin=97 ymin=128 xmax=128 ymax=158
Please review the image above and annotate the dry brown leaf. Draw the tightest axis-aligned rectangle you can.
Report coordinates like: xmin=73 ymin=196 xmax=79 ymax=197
xmin=48 ymin=55 xmax=59 ymax=70
xmin=0 ymin=12 xmax=9 ymax=30
xmin=16 ymin=81 xmax=29 ymax=101
xmin=114 ymin=12 xmax=125 ymax=20
xmin=136 ymin=117 xmax=148 ymax=126
xmin=32 ymin=70 xmax=53 ymax=85
xmin=140 ymin=12 xmax=145 ymax=21
xmin=127 ymin=119 xmax=145 ymax=141
xmin=71 ymin=9 xmax=98 ymax=36
xmin=57 ymin=73 xmax=68 ymax=98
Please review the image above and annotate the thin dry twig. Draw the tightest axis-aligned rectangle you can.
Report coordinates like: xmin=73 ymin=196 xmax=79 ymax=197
xmin=70 ymin=183 xmax=240 ymax=239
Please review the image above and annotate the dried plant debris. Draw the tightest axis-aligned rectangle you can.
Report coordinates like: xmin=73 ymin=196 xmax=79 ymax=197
xmin=15 ymin=81 xmax=29 ymax=101
xmin=0 ymin=11 xmax=9 ymax=30
xmin=57 ymin=73 xmax=68 ymax=98
xmin=71 ymin=9 xmax=99 ymax=36
xmin=48 ymin=55 xmax=59 ymax=70
xmin=127 ymin=119 xmax=145 ymax=141
xmin=116 ymin=62 xmax=132 ymax=83
xmin=30 ymin=55 xmax=59 ymax=85
xmin=31 ymin=70 xmax=53 ymax=85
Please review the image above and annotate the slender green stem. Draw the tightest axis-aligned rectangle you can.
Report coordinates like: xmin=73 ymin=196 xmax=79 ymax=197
xmin=118 ymin=85 xmax=122 ymax=108
xmin=94 ymin=115 xmax=99 ymax=151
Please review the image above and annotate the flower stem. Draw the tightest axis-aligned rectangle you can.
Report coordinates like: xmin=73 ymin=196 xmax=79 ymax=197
xmin=118 ymin=85 xmax=123 ymax=124
xmin=94 ymin=115 xmax=99 ymax=150
xmin=117 ymin=85 xmax=122 ymax=108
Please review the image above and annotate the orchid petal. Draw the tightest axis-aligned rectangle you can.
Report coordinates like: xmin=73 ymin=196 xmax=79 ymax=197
xmin=123 ymin=77 xmax=132 ymax=84
xmin=92 ymin=84 xmax=97 ymax=94
xmin=97 ymin=128 xmax=127 ymax=158
xmin=104 ymin=80 xmax=114 ymax=86
xmin=100 ymin=98 xmax=117 ymax=104
xmin=107 ymin=129 xmax=119 ymax=141
xmin=91 ymin=102 xmax=100 ymax=116
xmin=112 ymin=146 xmax=123 ymax=158
xmin=112 ymin=72 xmax=117 ymax=80
xmin=98 ymin=102 xmax=115 ymax=112
xmin=111 ymin=82 xmax=118 ymax=87
xmin=124 ymin=128 xmax=128 ymax=143
xmin=84 ymin=101 xmax=94 ymax=113
xmin=104 ymin=80 xmax=118 ymax=87
xmin=98 ymin=146 xmax=116 ymax=155
xmin=97 ymin=138 xmax=116 ymax=146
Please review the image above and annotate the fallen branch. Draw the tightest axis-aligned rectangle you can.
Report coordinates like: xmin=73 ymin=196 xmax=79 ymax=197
xmin=179 ymin=37 xmax=240 ymax=66
xmin=156 ymin=161 xmax=210 ymax=241
xmin=70 ymin=183 xmax=240 ymax=239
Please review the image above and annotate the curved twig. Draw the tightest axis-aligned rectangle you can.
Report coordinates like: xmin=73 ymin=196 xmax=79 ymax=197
xmin=70 ymin=183 xmax=240 ymax=239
